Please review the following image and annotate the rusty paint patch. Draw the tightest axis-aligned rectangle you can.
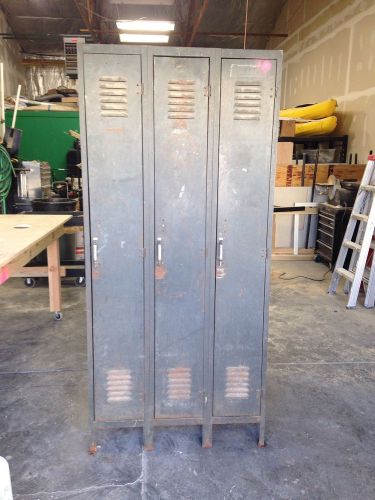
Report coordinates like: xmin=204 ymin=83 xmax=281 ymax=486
xmin=88 ymin=442 xmax=97 ymax=455
xmin=175 ymin=118 xmax=187 ymax=129
xmin=155 ymin=264 xmax=167 ymax=280
xmin=92 ymin=268 xmax=101 ymax=280
xmin=216 ymin=266 xmax=226 ymax=279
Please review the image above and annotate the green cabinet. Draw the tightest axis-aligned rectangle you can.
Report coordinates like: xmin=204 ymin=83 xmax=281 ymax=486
xmin=5 ymin=110 xmax=80 ymax=181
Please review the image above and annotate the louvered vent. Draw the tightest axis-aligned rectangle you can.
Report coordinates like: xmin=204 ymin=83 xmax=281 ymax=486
xmin=168 ymin=80 xmax=195 ymax=119
xmin=167 ymin=367 xmax=192 ymax=400
xmin=106 ymin=369 xmax=132 ymax=402
xmin=225 ymin=366 xmax=250 ymax=399
xmin=99 ymin=76 xmax=128 ymax=117
xmin=234 ymin=82 xmax=262 ymax=120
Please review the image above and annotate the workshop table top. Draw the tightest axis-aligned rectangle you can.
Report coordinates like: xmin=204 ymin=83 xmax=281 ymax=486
xmin=0 ymin=214 xmax=71 ymax=282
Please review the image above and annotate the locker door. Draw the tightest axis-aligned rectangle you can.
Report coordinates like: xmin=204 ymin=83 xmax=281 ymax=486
xmin=153 ymin=56 xmax=210 ymax=418
xmin=84 ymin=53 xmax=144 ymax=421
xmin=213 ymin=58 xmax=277 ymax=416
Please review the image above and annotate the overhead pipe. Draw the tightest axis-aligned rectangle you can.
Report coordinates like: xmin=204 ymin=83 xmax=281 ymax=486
xmin=187 ymin=0 xmax=210 ymax=46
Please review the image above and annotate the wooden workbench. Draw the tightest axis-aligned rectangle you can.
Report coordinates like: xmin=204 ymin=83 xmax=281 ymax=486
xmin=0 ymin=214 xmax=72 ymax=320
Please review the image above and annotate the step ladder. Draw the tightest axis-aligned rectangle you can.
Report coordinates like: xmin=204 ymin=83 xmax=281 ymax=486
xmin=328 ymin=155 xmax=375 ymax=308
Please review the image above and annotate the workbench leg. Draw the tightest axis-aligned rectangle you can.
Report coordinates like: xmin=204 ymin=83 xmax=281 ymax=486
xmin=47 ymin=239 xmax=62 ymax=320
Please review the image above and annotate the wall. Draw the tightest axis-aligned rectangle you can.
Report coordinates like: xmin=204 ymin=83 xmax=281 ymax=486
xmin=269 ymin=0 xmax=375 ymax=163
xmin=25 ymin=65 xmax=77 ymax=100
xmin=0 ymin=7 xmax=26 ymax=97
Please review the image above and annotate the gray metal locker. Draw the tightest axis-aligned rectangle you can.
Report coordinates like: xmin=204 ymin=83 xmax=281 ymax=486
xmin=153 ymin=56 xmax=210 ymax=419
xmin=79 ymin=46 xmax=282 ymax=449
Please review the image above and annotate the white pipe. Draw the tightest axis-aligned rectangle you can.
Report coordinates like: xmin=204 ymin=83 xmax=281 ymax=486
xmin=0 ymin=63 xmax=4 ymax=139
xmin=11 ymin=84 xmax=21 ymax=129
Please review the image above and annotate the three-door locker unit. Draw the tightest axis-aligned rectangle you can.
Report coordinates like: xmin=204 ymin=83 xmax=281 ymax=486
xmin=78 ymin=45 xmax=282 ymax=449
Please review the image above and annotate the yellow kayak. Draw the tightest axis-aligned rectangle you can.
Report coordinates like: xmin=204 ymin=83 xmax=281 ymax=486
xmin=295 ymin=116 xmax=337 ymax=136
xmin=280 ymin=99 xmax=337 ymax=120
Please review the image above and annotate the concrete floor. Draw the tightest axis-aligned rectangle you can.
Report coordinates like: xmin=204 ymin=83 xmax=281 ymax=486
xmin=0 ymin=261 xmax=374 ymax=499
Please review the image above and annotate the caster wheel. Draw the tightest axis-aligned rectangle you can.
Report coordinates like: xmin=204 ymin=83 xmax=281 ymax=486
xmin=54 ymin=312 xmax=63 ymax=321
xmin=24 ymin=278 xmax=36 ymax=288
xmin=75 ymin=277 xmax=86 ymax=287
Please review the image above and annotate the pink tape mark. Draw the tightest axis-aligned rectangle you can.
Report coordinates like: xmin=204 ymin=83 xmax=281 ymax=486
xmin=256 ymin=59 xmax=273 ymax=74
xmin=0 ymin=266 xmax=10 ymax=284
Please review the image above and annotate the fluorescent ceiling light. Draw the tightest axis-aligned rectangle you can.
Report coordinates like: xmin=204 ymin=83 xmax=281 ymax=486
xmin=120 ymin=33 xmax=169 ymax=43
xmin=116 ymin=20 xmax=175 ymax=31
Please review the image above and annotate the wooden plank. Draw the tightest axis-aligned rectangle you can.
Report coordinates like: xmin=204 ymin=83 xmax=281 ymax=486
xmin=272 ymin=247 xmax=314 ymax=255
xmin=13 ymin=264 xmax=84 ymax=277
xmin=276 ymin=164 xmax=329 ymax=187
xmin=0 ymin=215 xmax=71 ymax=282
xmin=276 ymin=142 xmax=293 ymax=164
xmin=62 ymin=97 xmax=78 ymax=103
xmin=47 ymin=239 xmax=61 ymax=313
xmin=64 ymin=225 xmax=84 ymax=234
xmin=272 ymin=253 xmax=315 ymax=261
xmin=330 ymin=164 xmax=365 ymax=181
xmin=275 ymin=163 xmax=366 ymax=187
xmin=13 ymin=266 xmax=67 ymax=277
xmin=279 ymin=120 xmax=295 ymax=137
xmin=272 ymin=248 xmax=315 ymax=261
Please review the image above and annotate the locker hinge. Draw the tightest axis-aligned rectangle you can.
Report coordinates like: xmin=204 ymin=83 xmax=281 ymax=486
xmin=204 ymin=85 xmax=211 ymax=97
xmin=137 ymin=82 xmax=144 ymax=95
xmin=143 ymin=248 xmax=146 ymax=259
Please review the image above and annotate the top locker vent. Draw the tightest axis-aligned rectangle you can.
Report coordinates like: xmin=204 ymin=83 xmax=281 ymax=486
xmin=168 ymin=80 xmax=195 ymax=119
xmin=233 ymin=81 xmax=262 ymax=120
xmin=99 ymin=76 xmax=128 ymax=117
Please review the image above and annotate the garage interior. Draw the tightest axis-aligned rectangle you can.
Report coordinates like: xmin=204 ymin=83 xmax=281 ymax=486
xmin=0 ymin=1 xmax=374 ymax=499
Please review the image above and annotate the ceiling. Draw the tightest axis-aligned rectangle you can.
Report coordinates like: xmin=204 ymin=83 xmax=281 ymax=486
xmin=0 ymin=0 xmax=287 ymax=57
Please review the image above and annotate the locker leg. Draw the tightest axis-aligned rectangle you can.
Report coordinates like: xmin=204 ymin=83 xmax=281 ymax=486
xmin=257 ymin=420 xmax=266 ymax=448
xmin=202 ymin=424 xmax=213 ymax=448
xmin=143 ymin=425 xmax=154 ymax=451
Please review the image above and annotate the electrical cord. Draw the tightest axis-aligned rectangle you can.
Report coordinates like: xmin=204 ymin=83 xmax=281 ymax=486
xmin=278 ymin=269 xmax=331 ymax=282
xmin=0 ymin=144 xmax=14 ymax=214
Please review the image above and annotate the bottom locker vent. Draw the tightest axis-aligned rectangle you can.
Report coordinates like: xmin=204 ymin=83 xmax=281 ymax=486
xmin=167 ymin=367 xmax=192 ymax=401
xmin=106 ymin=369 xmax=132 ymax=402
xmin=225 ymin=366 xmax=250 ymax=399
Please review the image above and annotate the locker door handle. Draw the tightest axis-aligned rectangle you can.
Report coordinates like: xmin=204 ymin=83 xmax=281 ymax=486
xmin=156 ymin=237 xmax=162 ymax=265
xmin=218 ymin=237 xmax=224 ymax=266
xmin=92 ymin=237 xmax=98 ymax=266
